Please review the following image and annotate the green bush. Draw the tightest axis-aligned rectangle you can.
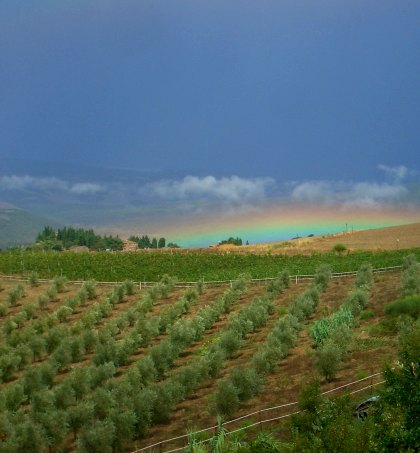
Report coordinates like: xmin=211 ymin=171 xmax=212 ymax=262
xmin=384 ymin=295 xmax=420 ymax=318
xmin=401 ymin=267 xmax=420 ymax=296
xmin=343 ymin=288 xmax=369 ymax=316
xmin=46 ymin=286 xmax=58 ymax=302
xmin=0 ymin=303 xmax=8 ymax=317
xmin=230 ymin=366 xmax=262 ymax=401
xmin=314 ymin=342 xmax=342 ymax=381
xmin=81 ymin=280 xmax=97 ymax=300
xmin=313 ymin=264 xmax=332 ymax=291
xmin=214 ymin=379 xmax=240 ymax=418
xmin=355 ymin=263 xmax=373 ymax=288
xmin=311 ymin=308 xmax=354 ymax=345
xmin=52 ymin=276 xmax=68 ymax=293
xmin=218 ymin=330 xmax=242 ymax=358
xmin=332 ymin=243 xmax=347 ymax=253
xmin=28 ymin=271 xmax=39 ymax=287
xmin=56 ymin=306 xmax=73 ymax=323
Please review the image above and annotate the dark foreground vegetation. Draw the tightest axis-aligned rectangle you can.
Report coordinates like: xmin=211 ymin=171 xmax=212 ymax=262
xmin=0 ymin=248 xmax=419 ymax=281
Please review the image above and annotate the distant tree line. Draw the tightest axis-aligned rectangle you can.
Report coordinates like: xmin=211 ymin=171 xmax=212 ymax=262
xmin=219 ymin=237 xmax=243 ymax=246
xmin=35 ymin=227 xmax=180 ymax=251
xmin=36 ymin=226 xmax=124 ymax=251
xmin=128 ymin=235 xmax=165 ymax=249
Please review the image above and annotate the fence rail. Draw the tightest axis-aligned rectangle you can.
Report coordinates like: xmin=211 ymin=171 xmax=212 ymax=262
xmin=131 ymin=372 xmax=385 ymax=453
xmin=0 ymin=265 xmax=402 ymax=288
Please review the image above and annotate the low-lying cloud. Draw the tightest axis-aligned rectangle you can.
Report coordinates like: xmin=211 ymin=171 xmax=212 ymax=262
xmin=147 ymin=175 xmax=275 ymax=202
xmin=291 ymin=180 xmax=408 ymax=209
xmin=377 ymin=164 xmax=408 ymax=182
xmin=0 ymin=175 xmax=105 ymax=195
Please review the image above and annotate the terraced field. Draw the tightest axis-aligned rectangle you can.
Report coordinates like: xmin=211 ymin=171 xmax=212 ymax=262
xmin=0 ymin=260 xmax=407 ymax=453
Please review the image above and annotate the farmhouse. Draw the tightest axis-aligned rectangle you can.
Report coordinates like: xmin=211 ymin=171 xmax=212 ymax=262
xmin=122 ymin=239 xmax=138 ymax=252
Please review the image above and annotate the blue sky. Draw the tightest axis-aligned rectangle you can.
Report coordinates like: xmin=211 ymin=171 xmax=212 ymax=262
xmin=1 ymin=1 xmax=419 ymax=237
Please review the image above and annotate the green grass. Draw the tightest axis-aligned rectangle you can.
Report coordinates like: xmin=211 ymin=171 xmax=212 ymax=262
xmin=0 ymin=248 xmax=418 ymax=282
xmin=384 ymin=294 xmax=420 ymax=318
xmin=360 ymin=309 xmax=374 ymax=320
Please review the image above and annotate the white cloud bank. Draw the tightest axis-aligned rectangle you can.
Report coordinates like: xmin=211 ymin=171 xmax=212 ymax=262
xmin=291 ymin=180 xmax=408 ymax=208
xmin=0 ymin=175 xmax=105 ymax=195
xmin=377 ymin=164 xmax=408 ymax=182
xmin=147 ymin=175 xmax=275 ymax=202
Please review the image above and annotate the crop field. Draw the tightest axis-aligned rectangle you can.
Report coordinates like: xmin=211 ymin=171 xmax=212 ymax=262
xmin=0 ymin=247 xmax=419 ymax=281
xmin=0 ymin=256 xmax=414 ymax=453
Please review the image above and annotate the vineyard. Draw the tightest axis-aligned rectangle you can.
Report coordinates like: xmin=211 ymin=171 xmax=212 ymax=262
xmin=0 ymin=247 xmax=419 ymax=281
xmin=0 ymin=254 xmax=418 ymax=452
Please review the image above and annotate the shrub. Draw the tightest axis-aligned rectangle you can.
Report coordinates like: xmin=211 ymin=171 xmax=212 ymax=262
xmin=46 ymin=286 xmax=58 ymax=302
xmin=7 ymin=286 xmax=24 ymax=306
xmin=81 ymin=280 xmax=97 ymax=300
xmin=28 ymin=271 xmax=39 ymax=287
xmin=152 ymin=381 xmax=184 ymax=423
xmin=231 ymin=273 xmax=250 ymax=292
xmin=37 ymin=294 xmax=49 ymax=310
xmin=355 ymin=263 xmax=373 ymax=288
xmin=219 ymin=330 xmax=242 ymax=358
xmin=332 ymin=243 xmax=347 ymax=253
xmin=123 ymin=280 xmax=135 ymax=295
xmin=311 ymin=308 xmax=354 ymax=345
xmin=196 ymin=279 xmax=205 ymax=295
xmin=343 ymin=288 xmax=369 ymax=316
xmin=329 ymin=324 xmax=353 ymax=358
xmin=0 ymin=303 xmax=8 ymax=317
xmin=3 ymin=382 xmax=26 ymax=412
xmin=76 ymin=419 xmax=116 ymax=453
xmin=401 ymin=267 xmax=420 ymax=296
xmin=135 ymin=356 xmax=157 ymax=386
xmin=0 ymin=353 xmax=20 ymax=382
xmin=314 ymin=342 xmax=342 ymax=381
xmin=56 ymin=306 xmax=73 ymax=323
xmin=384 ymin=295 xmax=420 ymax=318
xmin=314 ymin=264 xmax=332 ymax=291
xmin=214 ymin=379 xmax=239 ymax=418
xmin=132 ymin=388 xmax=156 ymax=438
xmin=402 ymin=253 xmax=418 ymax=271
xmin=77 ymin=287 xmax=89 ymax=306
xmin=52 ymin=276 xmax=68 ymax=293
xmin=230 ymin=366 xmax=262 ymax=401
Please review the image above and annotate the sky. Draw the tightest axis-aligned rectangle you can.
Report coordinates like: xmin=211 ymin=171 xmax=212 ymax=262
xmin=1 ymin=1 xmax=419 ymax=246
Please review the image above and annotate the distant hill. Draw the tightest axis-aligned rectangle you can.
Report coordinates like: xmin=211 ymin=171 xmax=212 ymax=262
xmin=0 ymin=204 xmax=61 ymax=249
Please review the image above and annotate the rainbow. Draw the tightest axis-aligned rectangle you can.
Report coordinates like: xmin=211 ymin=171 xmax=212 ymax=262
xmin=157 ymin=204 xmax=420 ymax=248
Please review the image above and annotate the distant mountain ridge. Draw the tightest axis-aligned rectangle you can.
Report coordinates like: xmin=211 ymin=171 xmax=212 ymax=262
xmin=0 ymin=204 xmax=61 ymax=249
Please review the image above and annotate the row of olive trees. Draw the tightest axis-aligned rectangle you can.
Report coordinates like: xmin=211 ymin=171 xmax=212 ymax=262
xmin=0 ymin=274 xmax=251 ymax=452
xmin=214 ymin=265 xmax=332 ymax=417
xmin=0 ymin=275 xmax=176 ymax=390
xmin=0 ymin=279 xmax=98 ymax=383
xmin=311 ymin=263 xmax=373 ymax=381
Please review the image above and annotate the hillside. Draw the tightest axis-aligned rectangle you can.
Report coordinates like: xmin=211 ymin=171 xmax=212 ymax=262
xmin=0 ymin=261 xmax=417 ymax=452
xmin=0 ymin=204 xmax=61 ymax=250
xmin=219 ymin=222 xmax=420 ymax=255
